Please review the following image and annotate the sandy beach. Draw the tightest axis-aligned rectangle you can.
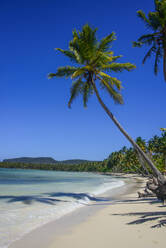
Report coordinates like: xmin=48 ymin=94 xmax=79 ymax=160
xmin=9 ymin=175 xmax=166 ymax=248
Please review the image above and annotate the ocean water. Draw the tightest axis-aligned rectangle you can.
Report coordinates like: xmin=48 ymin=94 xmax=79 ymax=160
xmin=0 ymin=168 xmax=125 ymax=248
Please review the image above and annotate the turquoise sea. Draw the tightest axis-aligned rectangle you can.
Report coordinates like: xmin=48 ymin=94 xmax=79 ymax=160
xmin=0 ymin=168 xmax=125 ymax=248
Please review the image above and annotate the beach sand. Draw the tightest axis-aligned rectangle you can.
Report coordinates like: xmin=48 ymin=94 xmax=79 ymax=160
xmin=9 ymin=175 xmax=166 ymax=248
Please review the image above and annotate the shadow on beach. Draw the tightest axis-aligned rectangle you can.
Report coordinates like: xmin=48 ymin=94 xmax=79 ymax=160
xmin=0 ymin=195 xmax=66 ymax=205
xmin=47 ymin=192 xmax=110 ymax=202
xmin=112 ymin=210 xmax=166 ymax=228
xmin=0 ymin=192 xmax=110 ymax=205
xmin=108 ymin=196 xmax=166 ymax=228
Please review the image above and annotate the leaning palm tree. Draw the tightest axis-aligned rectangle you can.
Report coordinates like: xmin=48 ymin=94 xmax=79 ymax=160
xmin=49 ymin=24 xmax=166 ymax=184
xmin=135 ymin=137 xmax=150 ymax=176
xmin=133 ymin=0 xmax=166 ymax=81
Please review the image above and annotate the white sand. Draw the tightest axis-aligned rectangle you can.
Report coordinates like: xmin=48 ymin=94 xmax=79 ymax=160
xmin=49 ymin=176 xmax=166 ymax=248
xmin=9 ymin=175 xmax=166 ymax=248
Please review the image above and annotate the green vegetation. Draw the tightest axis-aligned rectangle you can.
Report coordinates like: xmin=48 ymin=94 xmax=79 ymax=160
xmin=3 ymin=157 xmax=94 ymax=165
xmin=48 ymin=24 xmax=165 ymax=183
xmin=49 ymin=25 xmax=135 ymax=107
xmin=1 ymin=132 xmax=165 ymax=175
xmin=133 ymin=0 xmax=166 ymax=81
xmin=0 ymin=161 xmax=104 ymax=172
xmin=105 ymin=131 xmax=166 ymax=174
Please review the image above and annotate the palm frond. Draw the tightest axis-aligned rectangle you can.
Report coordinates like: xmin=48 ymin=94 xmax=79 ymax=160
xmin=138 ymin=33 xmax=158 ymax=44
xmin=142 ymin=46 xmax=156 ymax=64
xmin=68 ymin=78 xmax=83 ymax=108
xmin=70 ymin=46 xmax=83 ymax=64
xmin=81 ymin=24 xmax=97 ymax=48
xmin=101 ymin=63 xmax=136 ymax=73
xmin=111 ymin=55 xmax=123 ymax=62
xmin=49 ymin=24 xmax=135 ymax=107
xmin=48 ymin=73 xmax=57 ymax=79
xmin=69 ymin=37 xmax=84 ymax=64
xmin=154 ymin=46 xmax=162 ymax=74
xmin=98 ymin=72 xmax=122 ymax=90
xmin=71 ymin=65 xmax=92 ymax=79
xmin=132 ymin=41 xmax=143 ymax=47
xmin=158 ymin=0 xmax=166 ymax=21
xmin=99 ymin=71 xmax=113 ymax=83
xmin=55 ymin=48 xmax=78 ymax=63
xmin=110 ymin=77 xmax=122 ymax=90
xmin=98 ymin=32 xmax=116 ymax=52
xmin=148 ymin=12 xmax=161 ymax=30
xmin=97 ymin=75 xmax=123 ymax=104
xmin=137 ymin=10 xmax=151 ymax=28
xmin=134 ymin=3 xmax=166 ymax=80
xmin=133 ymin=33 xmax=158 ymax=48
xmin=82 ymin=82 xmax=93 ymax=108
xmin=91 ymin=51 xmax=113 ymax=67
xmin=154 ymin=0 xmax=160 ymax=11
xmin=48 ymin=66 xmax=78 ymax=79
xmin=69 ymin=24 xmax=98 ymax=64
xmin=71 ymin=68 xmax=86 ymax=79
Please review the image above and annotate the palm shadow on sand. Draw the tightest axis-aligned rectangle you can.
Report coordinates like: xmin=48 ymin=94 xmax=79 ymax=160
xmin=0 ymin=195 xmax=67 ymax=205
xmin=0 ymin=192 xmax=110 ymax=205
xmin=112 ymin=210 xmax=166 ymax=228
xmin=46 ymin=192 xmax=110 ymax=202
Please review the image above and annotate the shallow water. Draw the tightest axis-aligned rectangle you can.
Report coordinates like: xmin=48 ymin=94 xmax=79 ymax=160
xmin=0 ymin=168 xmax=124 ymax=248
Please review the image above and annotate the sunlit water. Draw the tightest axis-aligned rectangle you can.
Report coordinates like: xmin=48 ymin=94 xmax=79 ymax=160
xmin=0 ymin=168 xmax=125 ymax=248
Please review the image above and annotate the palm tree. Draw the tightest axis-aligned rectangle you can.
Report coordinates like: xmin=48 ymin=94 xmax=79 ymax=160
xmin=133 ymin=0 xmax=166 ymax=81
xmin=124 ymin=148 xmax=143 ymax=174
xmin=49 ymin=24 xmax=166 ymax=184
xmin=149 ymin=131 xmax=166 ymax=171
xmin=135 ymin=137 xmax=150 ymax=175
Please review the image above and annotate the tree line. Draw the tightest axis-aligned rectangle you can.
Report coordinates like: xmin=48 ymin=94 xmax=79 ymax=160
xmin=1 ymin=131 xmax=165 ymax=174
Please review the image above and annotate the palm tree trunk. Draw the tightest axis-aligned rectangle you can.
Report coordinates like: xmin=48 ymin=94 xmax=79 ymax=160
xmin=136 ymin=150 xmax=151 ymax=176
xmin=91 ymin=80 xmax=166 ymax=184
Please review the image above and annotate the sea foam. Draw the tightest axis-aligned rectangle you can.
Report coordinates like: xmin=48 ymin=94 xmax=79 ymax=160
xmin=0 ymin=169 xmax=125 ymax=248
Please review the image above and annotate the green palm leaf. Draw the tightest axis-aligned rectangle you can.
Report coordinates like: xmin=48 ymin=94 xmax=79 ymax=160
xmin=142 ymin=46 xmax=156 ymax=64
xmin=137 ymin=33 xmax=158 ymax=45
xmin=71 ymin=66 xmax=92 ymax=79
xmin=148 ymin=12 xmax=161 ymax=30
xmin=137 ymin=10 xmax=152 ymax=29
xmin=82 ymin=82 xmax=93 ymax=108
xmin=48 ymin=66 xmax=78 ymax=79
xmin=97 ymin=75 xmax=123 ymax=104
xmin=132 ymin=41 xmax=143 ymax=47
xmin=55 ymin=48 xmax=78 ymax=63
xmin=133 ymin=0 xmax=166 ymax=81
xmin=101 ymin=63 xmax=136 ymax=73
xmin=110 ymin=77 xmax=122 ymax=90
xmin=68 ymin=78 xmax=84 ymax=108
xmin=98 ymin=33 xmax=116 ymax=52
xmin=154 ymin=46 xmax=162 ymax=74
xmin=49 ymin=24 xmax=135 ymax=107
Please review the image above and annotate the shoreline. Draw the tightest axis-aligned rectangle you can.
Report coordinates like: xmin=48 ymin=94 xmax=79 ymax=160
xmin=49 ymin=175 xmax=165 ymax=248
xmin=9 ymin=174 xmax=145 ymax=248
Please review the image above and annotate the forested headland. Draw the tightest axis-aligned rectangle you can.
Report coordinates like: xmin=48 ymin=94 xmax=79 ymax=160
xmin=0 ymin=131 xmax=165 ymax=175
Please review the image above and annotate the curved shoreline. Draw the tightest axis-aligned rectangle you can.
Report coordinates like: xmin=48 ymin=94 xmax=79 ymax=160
xmin=48 ymin=174 xmax=165 ymax=248
xmin=0 ymin=170 xmax=124 ymax=248
xmin=9 ymin=174 xmax=144 ymax=248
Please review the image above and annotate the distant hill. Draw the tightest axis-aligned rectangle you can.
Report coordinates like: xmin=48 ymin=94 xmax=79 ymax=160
xmin=3 ymin=157 xmax=57 ymax=164
xmin=3 ymin=157 xmax=95 ymax=165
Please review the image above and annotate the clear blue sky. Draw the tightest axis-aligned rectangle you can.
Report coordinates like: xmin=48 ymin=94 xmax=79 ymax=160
xmin=0 ymin=0 xmax=166 ymax=161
